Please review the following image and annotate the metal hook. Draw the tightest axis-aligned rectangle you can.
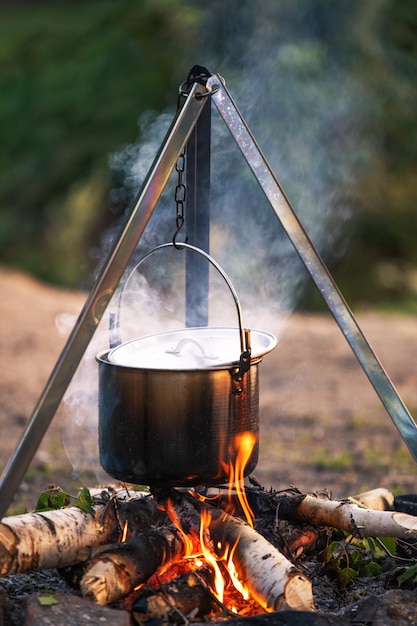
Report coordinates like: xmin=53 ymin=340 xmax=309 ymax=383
xmin=172 ymin=226 xmax=189 ymax=249
xmin=195 ymin=84 xmax=220 ymax=100
xmin=178 ymin=71 xmax=220 ymax=106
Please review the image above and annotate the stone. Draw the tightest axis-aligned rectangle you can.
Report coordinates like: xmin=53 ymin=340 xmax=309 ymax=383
xmin=340 ymin=589 xmax=417 ymax=625
xmin=0 ymin=585 xmax=6 ymax=626
xmin=24 ymin=592 xmax=130 ymax=626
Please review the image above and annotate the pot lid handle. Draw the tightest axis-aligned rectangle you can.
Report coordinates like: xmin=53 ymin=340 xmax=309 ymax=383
xmin=165 ymin=337 xmax=218 ymax=360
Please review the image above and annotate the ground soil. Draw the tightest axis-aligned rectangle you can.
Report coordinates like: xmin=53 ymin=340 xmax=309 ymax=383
xmin=1 ymin=264 xmax=417 ymax=513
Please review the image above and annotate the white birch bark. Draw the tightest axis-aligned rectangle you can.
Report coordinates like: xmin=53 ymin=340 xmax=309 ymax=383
xmin=208 ymin=509 xmax=315 ymax=612
xmin=0 ymin=487 xmax=149 ymax=576
xmin=352 ymin=488 xmax=394 ymax=511
xmin=0 ymin=504 xmax=113 ymax=575
xmin=295 ymin=494 xmax=417 ymax=538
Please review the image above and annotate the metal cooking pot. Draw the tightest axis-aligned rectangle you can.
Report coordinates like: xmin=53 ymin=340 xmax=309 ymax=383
xmin=96 ymin=243 xmax=276 ymax=488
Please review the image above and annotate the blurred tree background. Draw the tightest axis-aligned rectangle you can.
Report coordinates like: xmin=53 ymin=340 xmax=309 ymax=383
xmin=0 ymin=0 xmax=416 ymax=310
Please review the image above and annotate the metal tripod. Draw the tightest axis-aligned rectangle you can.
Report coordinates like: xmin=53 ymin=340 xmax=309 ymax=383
xmin=1 ymin=71 xmax=416 ymax=519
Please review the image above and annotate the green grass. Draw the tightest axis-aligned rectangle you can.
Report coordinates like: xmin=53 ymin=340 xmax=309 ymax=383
xmin=312 ymin=448 xmax=355 ymax=472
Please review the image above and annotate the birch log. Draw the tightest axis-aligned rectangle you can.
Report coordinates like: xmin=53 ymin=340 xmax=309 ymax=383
xmin=0 ymin=503 xmax=115 ymax=575
xmin=0 ymin=488 xmax=153 ymax=576
xmin=80 ymin=525 xmax=200 ymax=605
xmin=292 ymin=494 xmax=417 ymax=538
xmin=207 ymin=509 xmax=315 ymax=613
xmin=352 ymin=488 xmax=394 ymax=511
xmin=159 ymin=489 xmax=315 ymax=613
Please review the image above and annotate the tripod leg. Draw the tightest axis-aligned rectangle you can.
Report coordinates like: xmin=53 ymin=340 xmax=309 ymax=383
xmin=0 ymin=83 xmax=208 ymax=518
xmin=208 ymin=74 xmax=417 ymax=463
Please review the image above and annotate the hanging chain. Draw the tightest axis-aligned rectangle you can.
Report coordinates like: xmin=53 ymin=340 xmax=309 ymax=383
xmin=173 ymin=66 xmax=217 ymax=248
xmin=173 ymin=151 xmax=187 ymax=247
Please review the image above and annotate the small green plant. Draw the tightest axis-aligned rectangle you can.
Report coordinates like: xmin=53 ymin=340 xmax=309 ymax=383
xmin=397 ymin=563 xmax=417 ymax=587
xmin=322 ymin=533 xmax=396 ymax=589
xmin=35 ymin=485 xmax=93 ymax=515
xmin=37 ymin=594 xmax=59 ymax=607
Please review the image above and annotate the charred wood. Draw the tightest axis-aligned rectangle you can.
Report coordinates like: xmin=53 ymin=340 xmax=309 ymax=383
xmin=80 ymin=523 xmax=200 ymax=605
xmin=132 ymin=566 xmax=218 ymax=624
xmin=256 ymin=518 xmax=329 ymax=560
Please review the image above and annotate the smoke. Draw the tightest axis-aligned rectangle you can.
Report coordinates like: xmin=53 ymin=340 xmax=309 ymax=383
xmin=205 ymin=28 xmax=361 ymax=311
xmin=62 ymin=1 xmax=366 ymax=484
xmin=102 ymin=1 xmax=364 ymax=325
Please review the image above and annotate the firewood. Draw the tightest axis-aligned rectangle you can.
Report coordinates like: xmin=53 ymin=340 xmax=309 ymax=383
xmin=291 ymin=494 xmax=417 ymax=538
xmin=352 ymin=488 xmax=394 ymax=511
xmin=238 ymin=486 xmax=411 ymax=538
xmin=0 ymin=488 xmax=157 ymax=576
xmin=0 ymin=501 xmax=116 ymax=576
xmin=132 ymin=566 xmax=218 ymax=624
xmin=160 ymin=490 xmax=315 ymax=613
xmin=80 ymin=524 xmax=200 ymax=605
xmin=207 ymin=508 xmax=315 ymax=613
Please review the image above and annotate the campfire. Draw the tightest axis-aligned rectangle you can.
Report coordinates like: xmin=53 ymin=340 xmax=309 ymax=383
xmin=2 ymin=439 xmax=417 ymax=624
xmin=0 ymin=433 xmax=314 ymax=622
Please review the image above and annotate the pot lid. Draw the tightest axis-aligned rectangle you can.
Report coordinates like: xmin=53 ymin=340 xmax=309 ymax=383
xmin=105 ymin=327 xmax=277 ymax=370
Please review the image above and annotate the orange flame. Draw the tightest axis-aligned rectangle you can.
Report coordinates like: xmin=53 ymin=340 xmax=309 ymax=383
xmin=224 ymin=537 xmax=250 ymax=600
xmin=152 ymin=432 xmax=258 ymax=611
xmin=119 ymin=520 xmax=129 ymax=543
xmin=199 ymin=508 xmax=225 ymax=602
xmin=196 ymin=430 xmax=257 ymax=606
xmin=162 ymin=498 xmax=196 ymax=558
xmin=223 ymin=431 xmax=256 ymax=526
xmin=200 ymin=511 xmax=251 ymax=605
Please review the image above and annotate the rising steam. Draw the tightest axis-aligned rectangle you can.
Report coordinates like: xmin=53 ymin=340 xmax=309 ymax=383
xmin=62 ymin=2 xmax=365 ymax=484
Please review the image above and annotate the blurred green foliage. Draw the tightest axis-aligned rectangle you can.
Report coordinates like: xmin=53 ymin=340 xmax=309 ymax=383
xmin=0 ymin=0 xmax=416 ymax=310
xmin=328 ymin=0 xmax=417 ymax=311
xmin=0 ymin=0 xmax=199 ymax=286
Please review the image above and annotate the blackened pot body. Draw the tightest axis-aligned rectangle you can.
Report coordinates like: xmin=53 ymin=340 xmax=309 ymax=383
xmin=97 ymin=352 xmax=260 ymax=487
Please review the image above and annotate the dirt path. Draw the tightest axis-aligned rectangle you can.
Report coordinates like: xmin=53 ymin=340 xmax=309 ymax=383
xmin=1 ymin=266 xmax=417 ymax=514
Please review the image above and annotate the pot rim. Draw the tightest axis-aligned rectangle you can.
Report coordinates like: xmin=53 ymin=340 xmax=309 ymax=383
xmin=96 ymin=349 xmax=264 ymax=372
xmin=97 ymin=326 xmax=277 ymax=371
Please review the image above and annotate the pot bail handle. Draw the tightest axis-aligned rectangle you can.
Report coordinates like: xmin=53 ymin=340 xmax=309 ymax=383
xmin=110 ymin=242 xmax=250 ymax=363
